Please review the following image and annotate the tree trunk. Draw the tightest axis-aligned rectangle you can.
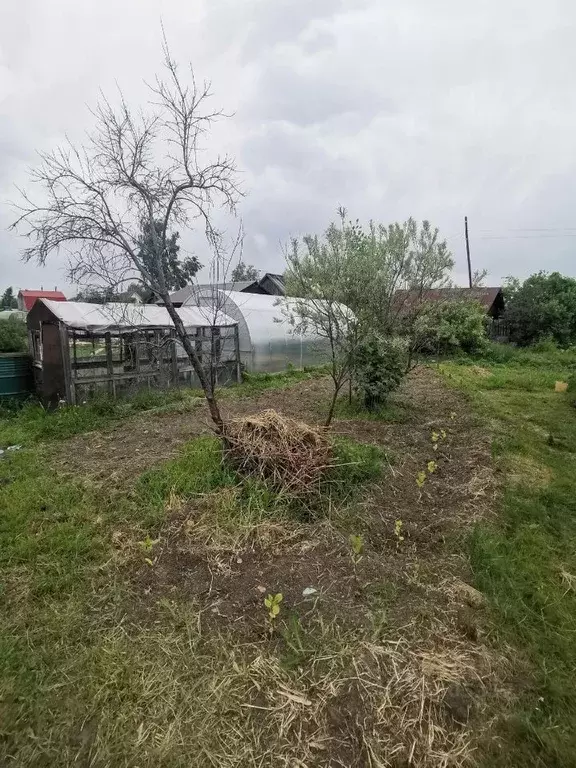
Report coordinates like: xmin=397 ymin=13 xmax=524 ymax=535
xmin=162 ymin=298 xmax=224 ymax=433
xmin=324 ymin=384 xmax=341 ymax=428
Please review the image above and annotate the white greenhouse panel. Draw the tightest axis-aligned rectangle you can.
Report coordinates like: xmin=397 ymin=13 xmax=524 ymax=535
xmin=183 ymin=289 xmax=341 ymax=372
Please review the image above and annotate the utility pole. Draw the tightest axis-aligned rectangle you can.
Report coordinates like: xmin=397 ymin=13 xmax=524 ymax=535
xmin=464 ymin=216 xmax=472 ymax=288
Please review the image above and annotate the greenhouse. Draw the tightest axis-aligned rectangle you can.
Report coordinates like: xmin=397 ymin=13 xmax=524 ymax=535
xmin=27 ymin=299 xmax=240 ymax=406
xmin=183 ymin=289 xmax=335 ymax=372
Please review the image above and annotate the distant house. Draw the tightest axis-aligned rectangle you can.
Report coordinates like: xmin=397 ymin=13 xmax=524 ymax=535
xmin=393 ymin=286 xmax=505 ymax=318
xmin=18 ymin=289 xmax=67 ymax=312
xmin=164 ymin=273 xmax=285 ymax=307
xmin=258 ymin=273 xmax=285 ymax=296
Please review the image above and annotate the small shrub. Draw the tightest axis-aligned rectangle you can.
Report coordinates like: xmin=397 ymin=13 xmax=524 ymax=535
xmin=477 ymin=342 xmax=518 ymax=365
xmin=413 ymin=300 xmax=489 ymax=356
xmin=0 ymin=317 xmax=28 ymax=353
xmin=352 ymin=334 xmax=406 ymax=411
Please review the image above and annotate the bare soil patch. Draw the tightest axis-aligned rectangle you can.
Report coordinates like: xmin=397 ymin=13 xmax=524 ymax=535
xmin=52 ymin=377 xmax=333 ymax=485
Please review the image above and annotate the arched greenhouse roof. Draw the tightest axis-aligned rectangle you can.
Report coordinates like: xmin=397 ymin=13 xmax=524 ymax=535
xmin=183 ymin=288 xmax=351 ymax=372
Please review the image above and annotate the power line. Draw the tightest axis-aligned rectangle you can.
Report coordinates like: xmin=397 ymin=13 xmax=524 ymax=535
xmin=479 ymin=233 xmax=576 ymax=240
xmin=478 ymin=227 xmax=576 ymax=233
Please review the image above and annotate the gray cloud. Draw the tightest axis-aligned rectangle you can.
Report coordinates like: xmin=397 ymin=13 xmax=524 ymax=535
xmin=1 ymin=0 xmax=576 ymax=294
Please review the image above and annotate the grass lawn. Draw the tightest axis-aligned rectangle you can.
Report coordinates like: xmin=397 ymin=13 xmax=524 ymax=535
xmin=441 ymin=344 xmax=576 ymax=766
xmin=3 ymin=353 xmax=574 ymax=766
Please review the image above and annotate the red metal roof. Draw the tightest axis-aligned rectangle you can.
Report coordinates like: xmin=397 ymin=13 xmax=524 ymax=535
xmin=19 ymin=290 xmax=67 ymax=311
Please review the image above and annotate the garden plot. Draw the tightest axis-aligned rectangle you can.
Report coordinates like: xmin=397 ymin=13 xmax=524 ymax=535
xmin=1 ymin=367 xmax=504 ymax=767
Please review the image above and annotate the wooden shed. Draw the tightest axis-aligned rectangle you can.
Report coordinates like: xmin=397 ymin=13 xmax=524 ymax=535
xmin=27 ymin=299 xmax=240 ymax=406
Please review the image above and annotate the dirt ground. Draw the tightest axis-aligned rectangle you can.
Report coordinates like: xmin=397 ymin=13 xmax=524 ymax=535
xmin=53 ymin=377 xmax=335 ymax=485
xmin=55 ymin=368 xmax=495 ymax=626
xmin=54 ymin=368 xmax=500 ymax=765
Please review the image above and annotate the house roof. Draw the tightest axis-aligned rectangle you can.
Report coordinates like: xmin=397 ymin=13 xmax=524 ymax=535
xmin=260 ymin=273 xmax=285 ymax=294
xmin=167 ymin=281 xmax=258 ymax=305
xmin=18 ymin=290 xmax=66 ymax=311
xmin=35 ymin=300 xmax=237 ymax=334
xmin=393 ymin=286 xmax=503 ymax=313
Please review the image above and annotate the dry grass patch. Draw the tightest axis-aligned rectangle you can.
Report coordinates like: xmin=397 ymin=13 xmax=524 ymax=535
xmin=224 ymin=409 xmax=333 ymax=499
xmin=506 ymin=453 xmax=554 ymax=489
xmin=13 ymin=602 xmax=498 ymax=768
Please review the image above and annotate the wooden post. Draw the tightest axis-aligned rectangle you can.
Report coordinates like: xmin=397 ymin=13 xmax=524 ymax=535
xmin=59 ymin=323 xmax=74 ymax=404
xmin=134 ymin=333 xmax=141 ymax=375
xmin=233 ymin=325 xmax=241 ymax=383
xmin=170 ymin=331 xmax=179 ymax=388
xmin=465 ymin=216 xmax=472 ymax=289
xmin=105 ymin=332 xmax=115 ymax=398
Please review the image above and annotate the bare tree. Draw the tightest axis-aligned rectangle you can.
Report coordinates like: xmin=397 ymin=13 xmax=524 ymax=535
xmin=11 ymin=39 xmax=242 ymax=433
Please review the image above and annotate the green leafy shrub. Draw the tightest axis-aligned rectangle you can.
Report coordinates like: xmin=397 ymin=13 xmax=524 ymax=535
xmin=413 ymin=299 xmax=489 ymax=355
xmin=505 ymin=272 xmax=576 ymax=347
xmin=0 ymin=317 xmax=28 ymax=353
xmin=353 ymin=335 xmax=406 ymax=410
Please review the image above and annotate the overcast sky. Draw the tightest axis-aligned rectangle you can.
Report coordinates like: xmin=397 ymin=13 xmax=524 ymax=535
xmin=1 ymin=0 xmax=575 ymax=294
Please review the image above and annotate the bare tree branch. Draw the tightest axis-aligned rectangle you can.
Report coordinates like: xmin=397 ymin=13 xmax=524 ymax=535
xmin=11 ymin=39 xmax=244 ymax=432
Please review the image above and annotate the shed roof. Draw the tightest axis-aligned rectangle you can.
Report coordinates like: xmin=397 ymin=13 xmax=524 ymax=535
xmin=19 ymin=290 xmax=66 ymax=311
xmin=37 ymin=300 xmax=237 ymax=334
xmin=393 ymin=286 xmax=503 ymax=313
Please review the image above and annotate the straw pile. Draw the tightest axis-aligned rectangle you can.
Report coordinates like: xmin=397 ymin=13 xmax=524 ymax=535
xmin=223 ymin=409 xmax=332 ymax=498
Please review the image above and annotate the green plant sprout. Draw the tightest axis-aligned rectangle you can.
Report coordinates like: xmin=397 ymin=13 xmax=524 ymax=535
xmin=138 ymin=535 xmax=160 ymax=553
xmin=431 ymin=428 xmax=448 ymax=451
xmin=138 ymin=535 xmax=160 ymax=567
xmin=416 ymin=471 xmax=426 ymax=488
xmin=349 ymin=533 xmax=364 ymax=558
xmin=427 ymin=460 xmax=437 ymax=474
xmin=264 ymin=593 xmax=283 ymax=622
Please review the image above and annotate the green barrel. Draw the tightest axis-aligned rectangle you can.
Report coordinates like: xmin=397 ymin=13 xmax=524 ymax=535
xmin=0 ymin=354 xmax=34 ymax=401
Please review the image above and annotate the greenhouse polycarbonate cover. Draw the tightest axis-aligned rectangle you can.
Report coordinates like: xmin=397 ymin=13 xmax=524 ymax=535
xmin=186 ymin=290 xmax=351 ymax=345
xmin=39 ymin=299 xmax=237 ymax=334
